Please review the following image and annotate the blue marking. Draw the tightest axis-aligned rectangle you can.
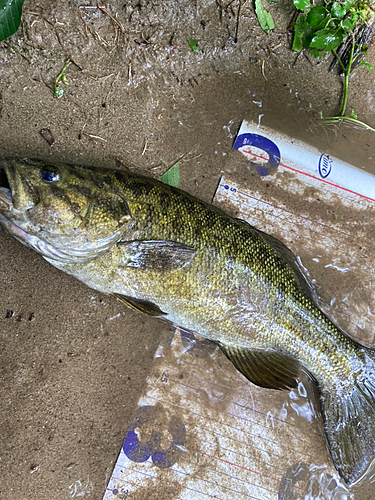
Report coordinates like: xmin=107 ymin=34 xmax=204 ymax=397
xmin=123 ymin=406 xmax=186 ymax=469
xmin=318 ymin=154 xmax=333 ymax=179
xmin=233 ymin=132 xmax=280 ymax=176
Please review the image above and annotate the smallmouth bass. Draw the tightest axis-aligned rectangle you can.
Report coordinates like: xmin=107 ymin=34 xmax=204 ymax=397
xmin=0 ymin=157 xmax=374 ymax=485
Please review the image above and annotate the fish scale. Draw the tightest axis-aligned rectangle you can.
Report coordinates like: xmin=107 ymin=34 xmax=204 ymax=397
xmin=0 ymin=157 xmax=374 ymax=485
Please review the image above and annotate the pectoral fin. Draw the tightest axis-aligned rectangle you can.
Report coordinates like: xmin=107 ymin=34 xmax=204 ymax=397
xmin=112 ymin=293 xmax=167 ymax=317
xmin=219 ymin=343 xmax=301 ymax=390
xmin=118 ymin=240 xmax=196 ymax=271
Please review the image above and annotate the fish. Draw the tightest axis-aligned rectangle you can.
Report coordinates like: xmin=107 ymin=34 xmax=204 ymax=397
xmin=0 ymin=157 xmax=375 ymax=485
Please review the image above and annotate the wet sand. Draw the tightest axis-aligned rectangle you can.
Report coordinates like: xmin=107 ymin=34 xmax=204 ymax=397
xmin=1 ymin=1 xmax=375 ymax=499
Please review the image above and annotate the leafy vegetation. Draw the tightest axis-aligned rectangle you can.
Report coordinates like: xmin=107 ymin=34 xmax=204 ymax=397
xmin=254 ymin=0 xmax=374 ymax=130
xmin=255 ymin=0 xmax=275 ymax=34
xmin=0 ymin=0 xmax=373 ymax=130
xmin=188 ymin=39 xmax=200 ymax=54
xmin=292 ymin=0 xmax=374 ymax=129
xmin=0 ymin=0 xmax=25 ymax=42
xmin=292 ymin=0 xmax=372 ymax=57
xmin=159 ymin=163 xmax=180 ymax=188
xmin=53 ymin=59 xmax=70 ymax=98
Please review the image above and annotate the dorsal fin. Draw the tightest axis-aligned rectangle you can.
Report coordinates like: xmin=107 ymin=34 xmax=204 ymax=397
xmin=252 ymin=225 xmax=317 ymax=303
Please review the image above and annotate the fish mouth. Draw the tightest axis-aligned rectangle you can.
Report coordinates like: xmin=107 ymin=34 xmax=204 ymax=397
xmin=0 ymin=160 xmax=31 ymax=249
xmin=0 ymin=161 xmax=13 ymax=212
xmin=0 ymin=163 xmax=10 ymax=191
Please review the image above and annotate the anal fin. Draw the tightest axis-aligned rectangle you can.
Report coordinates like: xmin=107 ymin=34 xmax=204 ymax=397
xmin=219 ymin=343 xmax=301 ymax=390
xmin=112 ymin=293 xmax=167 ymax=317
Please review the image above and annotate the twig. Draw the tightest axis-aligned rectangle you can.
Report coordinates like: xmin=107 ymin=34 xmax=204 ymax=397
xmin=260 ymin=59 xmax=267 ymax=81
xmin=82 ymin=132 xmax=107 ymax=142
xmin=234 ymin=0 xmax=242 ymax=43
xmin=79 ymin=124 xmax=107 ymax=142
xmin=97 ymin=5 xmax=124 ymax=32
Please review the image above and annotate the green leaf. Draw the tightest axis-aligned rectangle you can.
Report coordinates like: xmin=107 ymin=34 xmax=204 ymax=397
xmin=341 ymin=17 xmax=356 ymax=31
xmin=358 ymin=7 xmax=370 ymax=23
xmin=341 ymin=1 xmax=354 ymax=12
xmin=292 ymin=27 xmax=314 ymax=51
xmin=302 ymin=28 xmax=314 ymax=47
xmin=188 ymin=39 xmax=199 ymax=54
xmin=350 ymin=109 xmax=357 ymax=119
xmin=159 ymin=163 xmax=180 ymax=188
xmin=309 ymin=47 xmax=328 ymax=58
xmin=255 ymin=0 xmax=275 ymax=34
xmin=293 ymin=14 xmax=315 ymax=50
xmin=360 ymin=60 xmax=372 ymax=72
xmin=331 ymin=2 xmax=346 ymax=19
xmin=294 ymin=13 xmax=309 ymax=30
xmin=293 ymin=0 xmax=310 ymax=12
xmin=292 ymin=30 xmax=304 ymax=51
xmin=308 ymin=47 xmax=321 ymax=57
xmin=310 ymin=28 xmax=345 ymax=51
xmin=54 ymin=86 xmax=65 ymax=99
xmin=307 ymin=6 xmax=329 ymax=29
xmin=0 ymin=0 xmax=25 ymax=42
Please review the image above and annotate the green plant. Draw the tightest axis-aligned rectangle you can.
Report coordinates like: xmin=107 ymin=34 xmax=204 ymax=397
xmin=319 ymin=34 xmax=375 ymax=130
xmin=292 ymin=0 xmax=371 ymax=57
xmin=188 ymin=39 xmax=199 ymax=54
xmin=292 ymin=0 xmax=374 ymax=130
xmin=255 ymin=0 xmax=275 ymax=34
xmin=53 ymin=58 xmax=70 ymax=98
xmin=0 ymin=0 xmax=25 ymax=42
xmin=159 ymin=163 xmax=180 ymax=188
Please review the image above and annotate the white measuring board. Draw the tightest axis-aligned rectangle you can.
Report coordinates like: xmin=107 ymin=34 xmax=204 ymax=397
xmin=233 ymin=119 xmax=375 ymax=202
xmin=104 ymin=122 xmax=375 ymax=500
xmin=104 ymin=327 xmax=348 ymax=500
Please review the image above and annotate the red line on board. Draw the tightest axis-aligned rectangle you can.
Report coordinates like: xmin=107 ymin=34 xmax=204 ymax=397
xmin=201 ymin=452 xmax=281 ymax=483
xmin=239 ymin=150 xmax=375 ymax=203
xmin=201 ymin=452 xmax=303 ymax=492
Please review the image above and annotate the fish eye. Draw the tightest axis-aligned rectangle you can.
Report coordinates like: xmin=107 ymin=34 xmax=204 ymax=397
xmin=41 ymin=169 xmax=60 ymax=182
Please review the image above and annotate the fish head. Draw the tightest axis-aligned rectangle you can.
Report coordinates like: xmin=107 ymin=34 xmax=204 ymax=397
xmin=0 ymin=158 xmax=132 ymax=263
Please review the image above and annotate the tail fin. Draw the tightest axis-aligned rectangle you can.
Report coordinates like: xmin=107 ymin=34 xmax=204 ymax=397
xmin=321 ymin=348 xmax=375 ymax=484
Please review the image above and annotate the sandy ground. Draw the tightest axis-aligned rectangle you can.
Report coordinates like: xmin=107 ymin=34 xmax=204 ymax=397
xmin=0 ymin=0 xmax=375 ymax=499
